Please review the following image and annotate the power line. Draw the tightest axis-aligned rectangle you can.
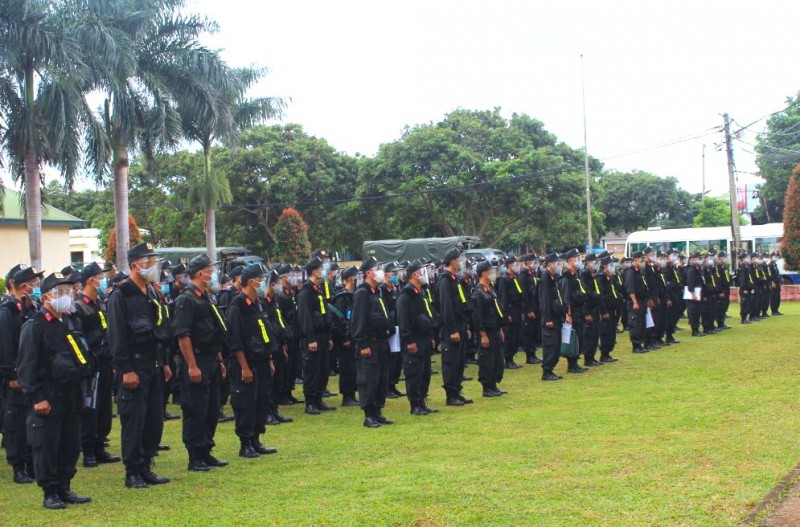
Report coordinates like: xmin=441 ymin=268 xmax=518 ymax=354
xmin=600 ymin=127 xmax=721 ymax=161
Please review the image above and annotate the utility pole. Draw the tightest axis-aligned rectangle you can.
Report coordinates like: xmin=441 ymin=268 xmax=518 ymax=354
xmin=581 ymin=54 xmax=592 ymax=253
xmin=702 ymin=144 xmax=706 ymax=196
xmin=723 ymin=113 xmax=741 ymax=269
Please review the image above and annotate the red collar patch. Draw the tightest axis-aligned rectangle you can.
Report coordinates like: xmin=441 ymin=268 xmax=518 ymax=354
xmin=44 ymin=312 xmax=53 ymax=322
xmin=83 ymin=296 xmax=91 ymax=304
xmin=245 ymin=298 xmax=252 ymax=306
xmin=194 ymin=289 xmax=202 ymax=297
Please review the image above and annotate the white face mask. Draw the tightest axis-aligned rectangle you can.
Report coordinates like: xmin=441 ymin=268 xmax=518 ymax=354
xmin=607 ymin=265 xmax=616 ymax=276
xmin=553 ymin=264 xmax=564 ymax=274
xmin=137 ymin=263 xmax=160 ymax=283
xmin=48 ymin=293 xmax=73 ymax=314
xmin=417 ymin=270 xmax=429 ymax=285
xmin=669 ymin=254 xmax=678 ymax=263
xmin=372 ymin=269 xmax=385 ymax=284
xmin=657 ymin=258 xmax=667 ymax=267
xmin=488 ymin=271 xmax=498 ymax=284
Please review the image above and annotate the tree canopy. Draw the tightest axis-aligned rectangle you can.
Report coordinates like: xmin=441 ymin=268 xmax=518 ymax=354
xmin=755 ymin=93 xmax=800 ymax=222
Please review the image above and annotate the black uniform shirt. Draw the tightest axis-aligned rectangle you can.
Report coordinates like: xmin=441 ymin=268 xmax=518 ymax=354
xmin=107 ymin=279 xmax=167 ymax=373
xmin=226 ymin=292 xmax=275 ymax=363
xmin=0 ymin=296 xmax=36 ymax=380
xmin=539 ymin=268 xmax=564 ymax=326
xmin=472 ymin=283 xmax=504 ymax=332
xmin=172 ymin=284 xmax=228 ymax=354
xmin=397 ymin=283 xmax=436 ymax=341
xmin=296 ymin=280 xmax=331 ymax=339
xmin=17 ymin=308 xmax=90 ymax=405
xmin=351 ymin=282 xmax=394 ymax=350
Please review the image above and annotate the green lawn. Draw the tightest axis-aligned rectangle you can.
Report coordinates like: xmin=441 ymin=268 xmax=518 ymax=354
xmin=3 ymin=303 xmax=799 ymax=527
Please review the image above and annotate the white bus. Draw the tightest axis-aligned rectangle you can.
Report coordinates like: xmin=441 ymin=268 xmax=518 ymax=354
xmin=623 ymin=223 xmax=799 ymax=283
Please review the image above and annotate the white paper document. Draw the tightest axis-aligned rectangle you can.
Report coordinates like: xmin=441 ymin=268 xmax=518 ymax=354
xmin=645 ymin=308 xmax=655 ymax=328
xmin=683 ymin=286 xmax=692 ymax=300
xmin=389 ymin=326 xmax=401 ymax=352
xmin=694 ymin=286 xmax=702 ymax=300
xmin=561 ymin=323 xmax=572 ymax=344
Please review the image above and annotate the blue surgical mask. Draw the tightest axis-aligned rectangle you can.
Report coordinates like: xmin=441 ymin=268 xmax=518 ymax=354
xmin=500 ymin=265 xmax=508 ymax=274
xmin=98 ymin=278 xmax=108 ymax=291
xmin=206 ymin=271 xmax=219 ymax=292
xmin=30 ymin=286 xmax=42 ymax=301
xmin=161 ymin=283 xmax=170 ymax=295
xmin=256 ymin=281 xmax=268 ymax=298
xmin=389 ymin=275 xmax=399 ymax=285
xmin=322 ymin=262 xmax=331 ymax=275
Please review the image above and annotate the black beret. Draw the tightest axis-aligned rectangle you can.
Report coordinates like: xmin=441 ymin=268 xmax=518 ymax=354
xmin=584 ymin=253 xmax=597 ymax=262
xmin=601 ymin=257 xmax=612 ymax=266
xmin=241 ymin=264 xmax=267 ymax=283
xmin=127 ymin=242 xmax=158 ymax=263
xmin=341 ymin=266 xmax=359 ymax=280
xmin=80 ymin=262 xmax=112 ymax=283
xmin=310 ymin=250 xmax=329 ymax=260
xmin=219 ymin=273 xmax=231 ymax=285
xmin=359 ymin=256 xmax=379 ymax=273
xmin=229 ymin=265 xmax=245 ymax=279
xmin=277 ymin=264 xmax=293 ymax=277
xmin=666 ymin=249 xmax=680 ymax=256
xmin=476 ymin=261 xmax=493 ymax=277
xmin=563 ymin=248 xmax=581 ymax=260
xmin=5 ymin=264 xmax=26 ymax=284
xmin=442 ymin=249 xmax=461 ymax=265
xmin=544 ymin=253 xmax=560 ymax=264
xmin=749 ymin=252 xmax=759 ymax=259
xmin=161 ymin=259 xmax=173 ymax=271
xmin=405 ymin=260 xmax=423 ymax=276
xmin=620 ymin=257 xmax=632 ymax=263
xmin=643 ymin=246 xmax=656 ymax=255
xmin=717 ymin=251 xmax=727 ymax=258
xmin=689 ymin=252 xmax=702 ymax=259
xmin=305 ymin=257 xmax=323 ymax=273
xmin=187 ymin=254 xmax=219 ymax=277
xmin=110 ymin=271 xmax=128 ymax=285
xmin=14 ymin=266 xmax=45 ymax=285
xmin=505 ymin=255 xmax=517 ymax=265
xmin=329 ymin=262 xmax=340 ymax=272
xmin=522 ymin=253 xmax=537 ymax=262
xmin=171 ymin=264 xmax=187 ymax=276
xmin=41 ymin=271 xmax=76 ymax=293
xmin=384 ymin=261 xmax=401 ymax=273
xmin=61 ymin=265 xmax=77 ymax=276
xmin=597 ymin=251 xmax=611 ymax=259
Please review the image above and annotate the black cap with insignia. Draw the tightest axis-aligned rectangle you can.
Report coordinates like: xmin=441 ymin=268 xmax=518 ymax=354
xmin=127 ymin=242 xmax=158 ymax=263
xmin=41 ymin=272 xmax=77 ymax=293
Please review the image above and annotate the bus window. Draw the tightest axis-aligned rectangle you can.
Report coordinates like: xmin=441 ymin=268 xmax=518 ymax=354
xmin=689 ymin=239 xmax=727 ymax=253
xmin=755 ymin=237 xmax=782 ymax=254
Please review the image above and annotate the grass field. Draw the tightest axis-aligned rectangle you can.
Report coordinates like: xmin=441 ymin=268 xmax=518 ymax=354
xmin=2 ymin=303 xmax=799 ymax=527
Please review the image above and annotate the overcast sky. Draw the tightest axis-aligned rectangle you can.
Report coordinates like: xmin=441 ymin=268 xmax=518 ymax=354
xmin=184 ymin=0 xmax=800 ymax=199
xmin=4 ymin=0 xmax=799 ymax=201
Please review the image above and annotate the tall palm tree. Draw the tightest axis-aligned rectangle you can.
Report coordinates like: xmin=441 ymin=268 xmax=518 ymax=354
xmin=182 ymin=67 xmax=285 ymax=260
xmin=0 ymin=0 xmax=100 ymax=269
xmin=81 ymin=0 xmax=235 ymax=270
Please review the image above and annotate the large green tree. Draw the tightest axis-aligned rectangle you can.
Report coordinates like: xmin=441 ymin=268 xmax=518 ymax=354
xmin=597 ymin=171 xmax=696 ymax=233
xmin=0 ymin=0 xmax=102 ymax=268
xmin=181 ymin=66 xmax=285 ymax=260
xmin=361 ymin=108 xmax=604 ymax=250
xmin=755 ymin=93 xmax=800 ymax=222
xmin=692 ymin=196 xmax=748 ymax=228
xmin=80 ymin=0 xmax=235 ymax=270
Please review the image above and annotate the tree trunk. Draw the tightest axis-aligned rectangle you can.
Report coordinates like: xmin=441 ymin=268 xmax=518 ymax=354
xmin=24 ymin=151 xmax=42 ymax=270
xmin=203 ymin=145 xmax=216 ymax=260
xmin=113 ymin=147 xmax=130 ymax=271
xmin=205 ymin=208 xmax=216 ymax=261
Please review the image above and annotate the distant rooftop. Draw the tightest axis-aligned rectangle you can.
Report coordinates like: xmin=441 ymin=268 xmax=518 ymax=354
xmin=1 ymin=186 xmax=87 ymax=228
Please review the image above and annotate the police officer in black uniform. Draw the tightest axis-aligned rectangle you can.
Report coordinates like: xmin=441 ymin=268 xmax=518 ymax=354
xmin=520 ymin=254 xmax=542 ymax=364
xmin=560 ymin=249 xmax=589 ymax=373
xmin=737 ymin=252 xmax=754 ymax=324
xmin=396 ymin=260 xmax=438 ymax=415
xmin=17 ymin=272 xmax=92 ymax=508
xmin=107 ymin=242 xmax=171 ymax=488
xmin=261 ymin=269 xmax=293 ymax=425
xmin=225 ymin=265 xmax=278 ymax=459
xmin=496 ymin=256 xmax=525 ymax=370
xmin=597 ymin=256 xmax=620 ymax=362
xmin=768 ymin=252 xmax=783 ymax=315
xmin=684 ymin=252 xmax=705 ymax=337
xmin=73 ymin=262 xmax=121 ymax=468
xmin=625 ymin=251 xmax=650 ymax=352
xmin=172 ymin=254 xmax=229 ymax=472
xmin=539 ymin=253 xmax=565 ymax=380
xmin=437 ymin=249 xmax=473 ymax=405
xmin=296 ymin=257 xmax=335 ymax=415
xmin=472 ymin=261 xmax=507 ymax=397
xmin=382 ymin=261 xmax=404 ymax=399
xmin=580 ymin=253 xmax=603 ymax=367
xmin=332 ymin=266 xmax=359 ymax=407
xmin=0 ymin=265 xmax=43 ymax=483
xmin=274 ymin=265 xmax=301 ymax=406
xmin=663 ymin=250 xmax=683 ymax=344
xmin=351 ymin=257 xmax=395 ymax=427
